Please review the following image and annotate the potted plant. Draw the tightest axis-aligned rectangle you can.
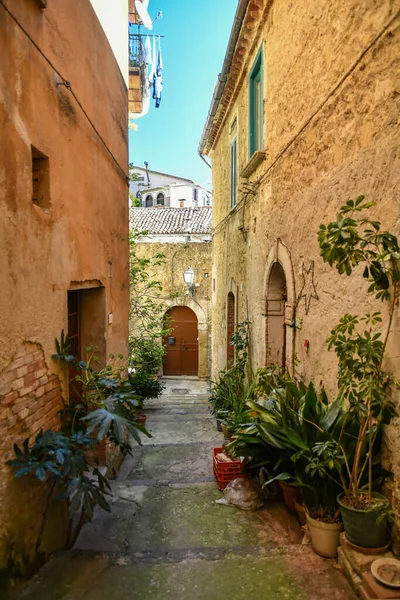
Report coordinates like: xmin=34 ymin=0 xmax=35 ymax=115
xmin=209 ymin=322 xmax=253 ymax=436
xmin=318 ymin=197 xmax=400 ymax=548
xmin=129 ymin=369 xmax=165 ymax=426
xmin=229 ymin=373 xmax=345 ymax=557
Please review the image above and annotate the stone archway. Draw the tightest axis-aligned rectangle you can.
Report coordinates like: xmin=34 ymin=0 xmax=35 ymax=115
xmin=163 ymin=298 xmax=209 ymax=378
xmin=264 ymin=239 xmax=296 ymax=373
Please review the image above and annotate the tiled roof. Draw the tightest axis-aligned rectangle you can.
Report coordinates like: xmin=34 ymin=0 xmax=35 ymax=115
xmin=129 ymin=207 xmax=212 ymax=235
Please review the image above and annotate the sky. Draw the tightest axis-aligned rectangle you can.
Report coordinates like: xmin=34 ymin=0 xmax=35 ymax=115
xmin=129 ymin=0 xmax=238 ymax=190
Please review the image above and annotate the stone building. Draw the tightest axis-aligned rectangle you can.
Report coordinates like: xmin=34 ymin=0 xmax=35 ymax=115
xmin=130 ymin=207 xmax=212 ymax=378
xmin=0 ymin=0 xmax=130 ymax=586
xmin=199 ymin=1 xmax=400 ymax=518
xmin=130 ymin=165 xmax=212 ymax=208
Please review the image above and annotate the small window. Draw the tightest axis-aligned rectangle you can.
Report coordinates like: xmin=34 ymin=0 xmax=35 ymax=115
xmin=193 ymin=188 xmax=198 ymax=203
xmin=32 ymin=146 xmax=50 ymax=210
xmin=230 ymin=137 xmax=237 ymax=209
xmin=137 ymin=176 xmax=145 ymax=182
xmin=179 ymin=199 xmax=185 ymax=208
xmin=145 ymin=194 xmax=153 ymax=207
xmin=249 ymin=47 xmax=263 ymax=157
xmin=156 ymin=192 xmax=165 ymax=205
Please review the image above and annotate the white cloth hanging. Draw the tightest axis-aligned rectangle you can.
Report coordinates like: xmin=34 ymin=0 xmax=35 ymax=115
xmin=144 ymin=35 xmax=152 ymax=65
xmin=149 ymin=36 xmax=156 ymax=85
xmin=135 ymin=0 xmax=153 ymax=30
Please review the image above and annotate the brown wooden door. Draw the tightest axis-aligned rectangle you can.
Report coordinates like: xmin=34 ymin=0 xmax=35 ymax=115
xmin=163 ymin=306 xmax=198 ymax=376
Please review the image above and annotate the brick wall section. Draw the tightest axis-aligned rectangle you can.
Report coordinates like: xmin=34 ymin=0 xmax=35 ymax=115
xmin=0 ymin=343 xmax=62 ymax=451
xmin=0 ymin=342 xmax=64 ymax=582
xmin=227 ymin=293 xmax=235 ymax=368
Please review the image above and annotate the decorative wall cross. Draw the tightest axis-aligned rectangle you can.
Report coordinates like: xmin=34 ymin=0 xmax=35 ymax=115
xmin=296 ymin=261 xmax=319 ymax=315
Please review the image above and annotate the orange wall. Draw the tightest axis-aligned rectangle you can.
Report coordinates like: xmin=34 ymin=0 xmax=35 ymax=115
xmin=0 ymin=0 xmax=129 ymax=583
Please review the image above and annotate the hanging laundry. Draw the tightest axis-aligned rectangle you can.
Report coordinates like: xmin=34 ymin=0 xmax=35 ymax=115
xmin=134 ymin=36 xmax=152 ymax=120
xmin=144 ymin=35 xmax=152 ymax=65
xmin=153 ymin=37 xmax=163 ymax=108
xmin=135 ymin=0 xmax=153 ymax=31
xmin=150 ymin=36 xmax=156 ymax=92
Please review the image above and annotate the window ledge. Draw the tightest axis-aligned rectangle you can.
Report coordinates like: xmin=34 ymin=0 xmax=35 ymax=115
xmin=240 ymin=150 xmax=266 ymax=179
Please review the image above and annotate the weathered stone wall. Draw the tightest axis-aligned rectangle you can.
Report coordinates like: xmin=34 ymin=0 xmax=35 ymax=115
xmin=133 ymin=238 xmax=212 ymax=378
xmin=0 ymin=0 xmax=129 ymax=586
xmin=208 ymin=0 xmax=400 ymax=528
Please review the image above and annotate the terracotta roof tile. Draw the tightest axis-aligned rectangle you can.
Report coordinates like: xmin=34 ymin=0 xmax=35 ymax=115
xmin=129 ymin=207 xmax=212 ymax=235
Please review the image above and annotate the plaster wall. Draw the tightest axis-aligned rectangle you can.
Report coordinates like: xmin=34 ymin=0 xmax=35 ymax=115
xmin=133 ymin=239 xmax=212 ymax=378
xmin=209 ymin=0 xmax=400 ymax=526
xmin=89 ymin=0 xmax=129 ymax=84
xmin=0 ymin=0 xmax=129 ymax=584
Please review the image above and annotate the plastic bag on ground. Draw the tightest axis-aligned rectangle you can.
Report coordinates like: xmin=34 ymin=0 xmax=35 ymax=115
xmin=215 ymin=478 xmax=264 ymax=511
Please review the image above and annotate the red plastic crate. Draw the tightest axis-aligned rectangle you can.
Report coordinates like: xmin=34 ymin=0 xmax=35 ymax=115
xmin=213 ymin=447 xmax=247 ymax=491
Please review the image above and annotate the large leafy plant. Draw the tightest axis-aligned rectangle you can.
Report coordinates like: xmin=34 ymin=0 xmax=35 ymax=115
xmin=129 ymin=230 xmax=170 ymax=374
xmin=209 ymin=322 xmax=254 ymax=431
xmin=53 ymin=332 xmax=150 ymax=451
xmin=229 ymin=376 xmax=345 ymax=520
xmin=318 ymin=197 xmax=399 ymax=508
xmin=7 ymin=430 xmax=111 ymax=549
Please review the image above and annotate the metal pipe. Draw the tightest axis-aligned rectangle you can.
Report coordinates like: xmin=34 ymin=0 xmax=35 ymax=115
xmin=199 ymin=152 xmax=212 ymax=169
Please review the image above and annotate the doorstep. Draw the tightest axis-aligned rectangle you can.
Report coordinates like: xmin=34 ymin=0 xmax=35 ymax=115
xmin=338 ymin=532 xmax=398 ymax=599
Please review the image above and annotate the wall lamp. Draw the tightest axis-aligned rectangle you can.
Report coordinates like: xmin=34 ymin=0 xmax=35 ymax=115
xmin=183 ymin=267 xmax=195 ymax=296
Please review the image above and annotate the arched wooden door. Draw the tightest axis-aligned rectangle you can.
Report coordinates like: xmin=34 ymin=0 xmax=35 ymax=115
xmin=163 ymin=306 xmax=198 ymax=376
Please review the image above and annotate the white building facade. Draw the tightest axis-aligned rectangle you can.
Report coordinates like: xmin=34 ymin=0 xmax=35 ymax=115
xmin=130 ymin=166 xmax=212 ymax=208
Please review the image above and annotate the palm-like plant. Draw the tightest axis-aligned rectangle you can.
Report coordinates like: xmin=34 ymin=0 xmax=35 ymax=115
xmin=229 ymin=377 xmax=345 ymax=520
xmin=318 ymin=197 xmax=399 ymax=508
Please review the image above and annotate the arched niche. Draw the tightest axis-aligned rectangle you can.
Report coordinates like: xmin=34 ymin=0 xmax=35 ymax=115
xmin=264 ymin=239 xmax=296 ymax=374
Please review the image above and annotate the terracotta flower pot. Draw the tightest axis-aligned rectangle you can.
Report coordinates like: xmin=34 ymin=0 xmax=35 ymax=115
xmin=221 ymin=424 xmax=233 ymax=440
xmin=295 ymin=499 xmax=307 ymax=527
xmin=306 ymin=513 xmax=343 ymax=558
xmin=279 ymin=480 xmax=300 ymax=514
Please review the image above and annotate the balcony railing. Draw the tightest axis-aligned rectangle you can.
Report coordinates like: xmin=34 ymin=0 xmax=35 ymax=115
xmin=129 ymin=33 xmax=146 ymax=69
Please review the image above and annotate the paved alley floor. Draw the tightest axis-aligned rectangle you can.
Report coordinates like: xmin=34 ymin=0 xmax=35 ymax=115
xmin=15 ymin=378 xmax=356 ymax=600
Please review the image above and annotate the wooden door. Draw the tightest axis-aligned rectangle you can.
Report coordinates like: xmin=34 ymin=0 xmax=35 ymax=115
xmin=163 ymin=306 xmax=198 ymax=376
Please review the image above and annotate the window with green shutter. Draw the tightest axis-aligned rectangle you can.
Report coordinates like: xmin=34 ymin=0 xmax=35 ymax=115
xmin=249 ymin=47 xmax=263 ymax=158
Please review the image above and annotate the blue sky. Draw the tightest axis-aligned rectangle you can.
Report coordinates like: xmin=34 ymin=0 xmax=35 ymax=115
xmin=129 ymin=0 xmax=238 ymax=189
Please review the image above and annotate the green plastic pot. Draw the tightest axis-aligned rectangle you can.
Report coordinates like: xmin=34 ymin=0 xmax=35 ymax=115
xmin=337 ymin=492 xmax=390 ymax=549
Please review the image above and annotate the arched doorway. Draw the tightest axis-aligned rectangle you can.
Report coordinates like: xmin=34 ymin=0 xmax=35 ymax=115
xmin=163 ymin=306 xmax=199 ymax=376
xmin=266 ymin=262 xmax=287 ymax=367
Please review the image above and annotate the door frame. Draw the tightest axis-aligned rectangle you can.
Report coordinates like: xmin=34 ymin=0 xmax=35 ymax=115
xmin=264 ymin=239 xmax=296 ymax=374
xmin=162 ymin=298 xmax=208 ymax=378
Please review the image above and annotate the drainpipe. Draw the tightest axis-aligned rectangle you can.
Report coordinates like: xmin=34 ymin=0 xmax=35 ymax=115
xmin=144 ymin=161 xmax=150 ymax=185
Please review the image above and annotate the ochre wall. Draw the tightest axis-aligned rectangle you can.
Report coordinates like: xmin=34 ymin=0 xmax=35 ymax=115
xmin=0 ymin=0 xmax=129 ymax=585
xmin=133 ymin=239 xmax=212 ymax=378
xmin=209 ymin=0 xmax=400 ymax=535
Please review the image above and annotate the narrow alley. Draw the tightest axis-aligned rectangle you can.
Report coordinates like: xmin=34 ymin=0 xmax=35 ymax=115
xmin=15 ymin=379 xmax=355 ymax=600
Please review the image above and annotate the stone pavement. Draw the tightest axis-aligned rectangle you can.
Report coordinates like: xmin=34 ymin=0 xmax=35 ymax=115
xmin=14 ymin=378 xmax=356 ymax=600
